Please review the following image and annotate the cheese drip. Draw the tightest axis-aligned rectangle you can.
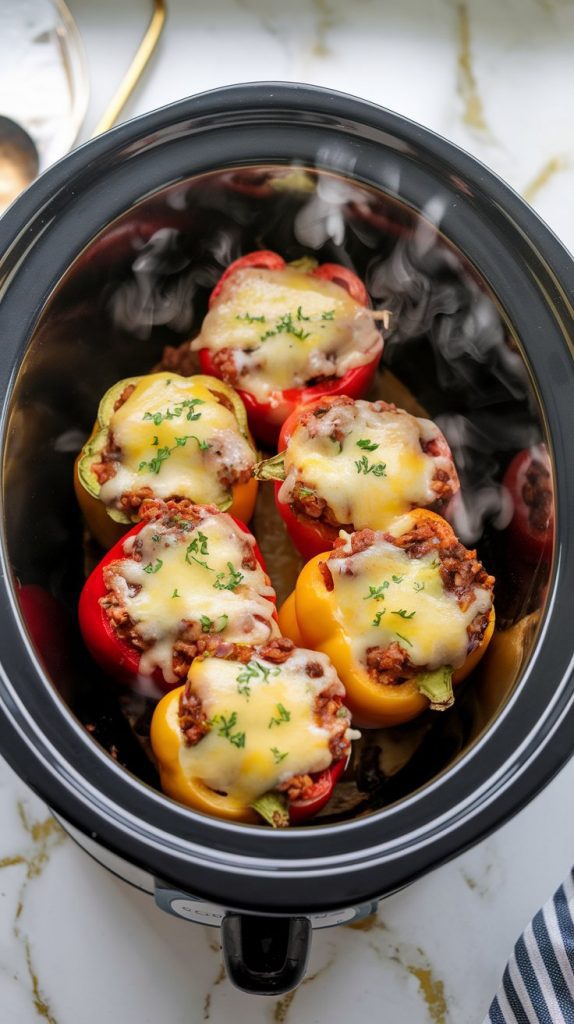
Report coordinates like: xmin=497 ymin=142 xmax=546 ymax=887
xmin=107 ymin=514 xmax=277 ymax=683
xmin=99 ymin=373 xmax=254 ymax=509
xmin=178 ymin=649 xmax=349 ymax=803
xmin=327 ymin=535 xmax=492 ymax=673
xmin=192 ymin=268 xmax=383 ymax=400
xmin=280 ymin=400 xmax=454 ymax=530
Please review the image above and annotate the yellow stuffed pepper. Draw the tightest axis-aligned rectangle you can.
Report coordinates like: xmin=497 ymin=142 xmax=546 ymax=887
xmin=150 ymin=637 xmax=359 ymax=826
xmin=278 ymin=509 xmax=495 ymax=728
xmin=74 ymin=372 xmax=258 ymax=548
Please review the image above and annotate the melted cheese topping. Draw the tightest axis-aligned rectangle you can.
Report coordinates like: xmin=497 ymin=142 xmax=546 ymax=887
xmin=191 ymin=268 xmax=383 ymax=401
xmin=99 ymin=374 xmax=254 ymax=509
xmin=107 ymin=513 xmax=277 ymax=683
xmin=327 ymin=534 xmax=492 ymax=672
xmin=177 ymin=649 xmax=347 ymax=803
xmin=279 ymin=400 xmax=454 ymax=530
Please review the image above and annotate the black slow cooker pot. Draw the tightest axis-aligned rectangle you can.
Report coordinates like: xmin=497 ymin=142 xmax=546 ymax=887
xmin=0 ymin=83 xmax=573 ymax=995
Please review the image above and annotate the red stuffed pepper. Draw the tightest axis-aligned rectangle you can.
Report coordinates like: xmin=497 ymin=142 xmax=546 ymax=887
xmin=255 ymin=395 xmax=460 ymax=560
xmin=502 ymin=444 xmax=553 ymax=566
xmin=190 ymin=250 xmax=386 ymax=444
xmin=79 ymin=499 xmax=278 ymax=696
xmin=150 ymin=636 xmax=359 ymax=826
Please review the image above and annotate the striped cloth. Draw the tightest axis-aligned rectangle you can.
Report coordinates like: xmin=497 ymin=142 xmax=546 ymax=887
xmin=486 ymin=870 xmax=574 ymax=1022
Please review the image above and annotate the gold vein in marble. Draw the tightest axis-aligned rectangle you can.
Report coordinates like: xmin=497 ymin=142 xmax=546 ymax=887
xmin=6 ymin=802 xmax=67 ymax=1024
xmin=455 ymin=3 xmax=491 ymax=136
xmin=203 ymin=964 xmax=226 ymax=1021
xmin=25 ymin=938 xmax=59 ymax=1024
xmin=523 ymin=155 xmax=570 ymax=204
xmin=407 ymin=964 xmax=448 ymax=1024
xmin=311 ymin=0 xmax=340 ymax=57
xmin=271 ymin=960 xmax=335 ymax=1023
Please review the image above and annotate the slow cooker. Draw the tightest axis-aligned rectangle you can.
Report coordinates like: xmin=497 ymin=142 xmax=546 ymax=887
xmin=0 ymin=83 xmax=572 ymax=995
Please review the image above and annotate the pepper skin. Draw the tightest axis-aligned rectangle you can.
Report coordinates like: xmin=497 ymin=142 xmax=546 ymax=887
xmin=278 ymin=509 xmax=495 ymax=728
xmin=150 ymin=685 xmax=346 ymax=826
xmin=197 ymin=251 xmax=380 ymax=445
xmin=502 ymin=445 xmax=553 ymax=566
xmin=75 ymin=373 xmax=258 ymax=549
xmin=78 ymin=512 xmax=274 ymax=693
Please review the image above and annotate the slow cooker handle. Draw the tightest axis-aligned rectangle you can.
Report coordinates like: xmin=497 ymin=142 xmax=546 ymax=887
xmin=221 ymin=913 xmax=311 ymax=994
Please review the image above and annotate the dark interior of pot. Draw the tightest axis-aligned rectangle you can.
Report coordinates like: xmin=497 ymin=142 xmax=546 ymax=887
xmin=4 ymin=166 xmax=553 ymax=824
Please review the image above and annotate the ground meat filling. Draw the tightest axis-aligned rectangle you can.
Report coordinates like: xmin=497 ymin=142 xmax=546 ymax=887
xmin=90 ymin=382 xmax=253 ymax=510
xmin=100 ymin=501 xmax=263 ymax=681
xmin=178 ymin=641 xmax=352 ymax=804
xmin=523 ymin=458 xmax=553 ymax=532
xmin=286 ymin=396 xmax=458 ymax=531
xmin=325 ymin=521 xmax=494 ymax=686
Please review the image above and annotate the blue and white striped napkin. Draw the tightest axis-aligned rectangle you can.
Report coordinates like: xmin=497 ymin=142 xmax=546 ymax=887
xmin=486 ymin=870 xmax=574 ymax=1022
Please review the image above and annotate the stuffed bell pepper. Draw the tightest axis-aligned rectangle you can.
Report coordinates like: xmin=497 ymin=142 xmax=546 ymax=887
xmin=189 ymin=250 xmax=386 ymax=444
xmin=502 ymin=444 xmax=553 ymax=566
xmin=150 ymin=636 xmax=359 ymax=826
xmin=79 ymin=499 xmax=278 ymax=696
xmin=75 ymin=372 xmax=258 ymax=548
xmin=256 ymin=395 xmax=460 ymax=560
xmin=279 ymin=509 xmax=495 ymax=728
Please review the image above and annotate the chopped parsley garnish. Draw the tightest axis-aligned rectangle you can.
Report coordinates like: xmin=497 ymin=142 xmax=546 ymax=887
xmin=395 ymin=632 xmax=413 ymax=648
xmin=270 ymin=747 xmax=288 ymax=764
xmin=236 ymin=660 xmax=281 ymax=698
xmin=321 ymin=309 xmax=335 ymax=320
xmin=392 ymin=574 xmax=404 ymax=584
xmin=171 ymin=589 xmax=181 ymax=599
xmin=189 ymin=556 xmax=213 ymax=571
xmin=199 ymin=614 xmax=228 ymax=634
xmin=296 ymin=305 xmax=310 ymax=321
xmin=142 ymin=397 xmax=204 ymax=426
xmin=236 ymin=312 xmax=266 ymax=323
xmin=392 ymin=609 xmax=416 ymax=620
xmin=209 ymin=711 xmax=245 ymax=748
xmin=431 ymin=558 xmax=441 ymax=569
xmin=298 ymin=486 xmax=316 ymax=498
xmin=372 ymin=610 xmax=386 ymax=627
xmin=151 ymin=534 xmax=161 ymax=543
xmin=213 ymin=562 xmax=244 ymax=592
xmin=260 ymin=311 xmax=311 ymax=342
xmin=143 ymin=559 xmax=163 ymax=574
xmin=152 ymin=435 xmax=159 ymax=446
xmin=356 ymin=439 xmax=379 ymax=452
xmin=185 ymin=531 xmax=209 ymax=559
xmin=269 ymin=703 xmax=291 ymax=728
xmin=354 ymin=455 xmax=387 ymax=477
xmin=364 ymin=582 xmax=389 ymax=601
xmin=138 ymin=434 xmax=209 ymax=475
xmin=413 ymin=581 xmax=425 ymax=592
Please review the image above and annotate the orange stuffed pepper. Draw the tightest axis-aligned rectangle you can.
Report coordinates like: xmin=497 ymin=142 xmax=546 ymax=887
xmin=279 ymin=509 xmax=495 ymax=728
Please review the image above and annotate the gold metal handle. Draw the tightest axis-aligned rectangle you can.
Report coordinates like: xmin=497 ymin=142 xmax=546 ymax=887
xmin=92 ymin=0 xmax=167 ymax=137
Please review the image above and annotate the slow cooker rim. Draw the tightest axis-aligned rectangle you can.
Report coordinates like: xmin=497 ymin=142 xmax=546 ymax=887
xmin=1 ymin=82 xmax=573 ymax=909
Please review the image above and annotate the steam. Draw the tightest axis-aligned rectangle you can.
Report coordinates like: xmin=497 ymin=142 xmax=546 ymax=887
xmin=368 ymin=198 xmax=530 ymax=402
xmin=109 ymin=227 xmax=239 ymax=340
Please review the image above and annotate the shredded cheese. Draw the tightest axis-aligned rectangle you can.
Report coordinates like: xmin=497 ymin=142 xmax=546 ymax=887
xmin=177 ymin=650 xmax=348 ymax=802
xmin=327 ymin=529 xmax=492 ymax=673
xmin=106 ymin=513 xmax=277 ymax=684
xmin=280 ymin=400 xmax=454 ymax=529
xmin=99 ymin=373 xmax=254 ymax=509
xmin=192 ymin=267 xmax=383 ymax=400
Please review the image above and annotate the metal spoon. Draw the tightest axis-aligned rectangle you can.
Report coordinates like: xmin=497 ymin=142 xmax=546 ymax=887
xmin=0 ymin=116 xmax=40 ymax=215
xmin=0 ymin=0 xmax=166 ymax=217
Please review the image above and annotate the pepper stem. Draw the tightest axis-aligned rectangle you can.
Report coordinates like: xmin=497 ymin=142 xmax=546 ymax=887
xmin=250 ymin=791 xmax=290 ymax=828
xmin=416 ymin=666 xmax=455 ymax=711
xmin=253 ymin=452 xmax=286 ymax=483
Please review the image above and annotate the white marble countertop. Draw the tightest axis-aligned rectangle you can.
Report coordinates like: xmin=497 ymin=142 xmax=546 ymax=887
xmin=2 ymin=1 xmax=574 ymax=1021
